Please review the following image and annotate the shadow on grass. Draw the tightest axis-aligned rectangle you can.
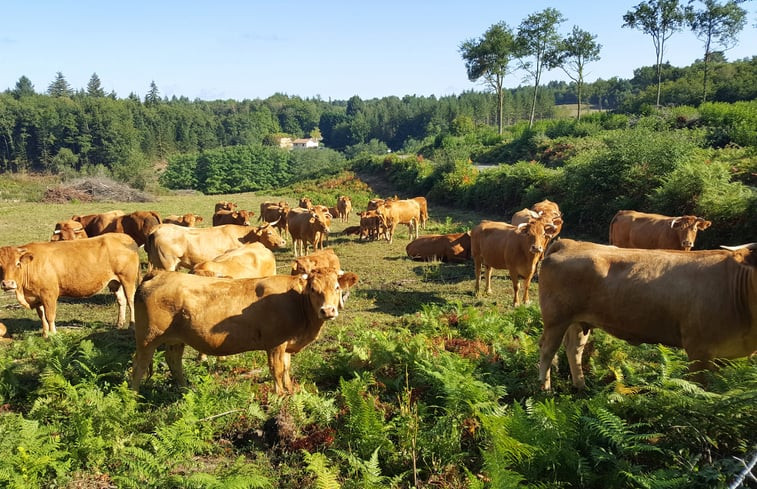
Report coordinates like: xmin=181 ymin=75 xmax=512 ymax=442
xmin=360 ymin=289 xmax=447 ymax=316
xmin=409 ymin=261 xmax=475 ymax=284
xmin=2 ymin=317 xmax=41 ymax=335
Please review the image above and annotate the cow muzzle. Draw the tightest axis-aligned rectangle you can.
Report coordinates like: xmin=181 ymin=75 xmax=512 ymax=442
xmin=1 ymin=280 xmax=17 ymax=291
xmin=681 ymin=241 xmax=693 ymax=250
xmin=320 ymin=305 xmax=339 ymax=319
xmin=530 ymin=245 xmax=544 ymax=254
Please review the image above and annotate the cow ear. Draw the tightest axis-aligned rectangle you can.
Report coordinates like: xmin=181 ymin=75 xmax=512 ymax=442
xmin=698 ymin=219 xmax=712 ymax=230
xmin=338 ymin=272 xmax=359 ymax=289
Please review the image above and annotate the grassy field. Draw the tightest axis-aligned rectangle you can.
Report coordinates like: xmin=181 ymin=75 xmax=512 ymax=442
xmin=0 ymin=173 xmax=754 ymax=488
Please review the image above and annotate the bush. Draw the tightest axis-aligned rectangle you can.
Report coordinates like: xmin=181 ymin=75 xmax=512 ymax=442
xmin=699 ymin=100 xmax=757 ymax=147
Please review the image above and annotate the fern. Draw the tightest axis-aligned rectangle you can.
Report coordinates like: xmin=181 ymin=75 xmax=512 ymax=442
xmin=303 ymin=450 xmax=342 ymax=489
xmin=333 ymin=447 xmax=399 ymax=489
xmin=338 ymin=373 xmax=392 ymax=459
xmin=0 ymin=413 xmax=71 ymax=487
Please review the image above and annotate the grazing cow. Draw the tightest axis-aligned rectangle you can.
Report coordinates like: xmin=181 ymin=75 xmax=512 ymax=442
xmin=287 ymin=207 xmax=331 ymax=257
xmin=609 ymin=210 xmax=712 ymax=251
xmin=71 ymin=210 xmax=126 ymax=237
xmin=411 ymin=196 xmax=429 ymax=229
xmin=51 ymin=219 xmax=88 ymax=241
xmin=215 ymin=201 xmax=237 ymax=213
xmin=298 ymin=197 xmax=313 ymax=210
xmin=471 ymin=219 xmax=557 ymax=305
xmin=259 ymin=201 xmax=290 ymax=235
xmin=336 ymin=196 xmax=352 ymax=223
xmin=146 ymin=223 xmax=285 ymax=271
xmin=131 ymin=268 xmax=359 ymax=394
xmin=290 ymin=248 xmax=342 ymax=275
xmin=537 ymin=239 xmax=757 ymax=390
xmin=0 ymin=234 xmax=139 ymax=337
xmin=406 ymin=232 xmax=471 ymax=263
xmin=191 ymin=242 xmax=276 ymax=279
xmin=213 ymin=209 xmax=254 ymax=227
xmin=377 ymin=199 xmax=420 ymax=244
xmin=163 ymin=213 xmax=203 ymax=227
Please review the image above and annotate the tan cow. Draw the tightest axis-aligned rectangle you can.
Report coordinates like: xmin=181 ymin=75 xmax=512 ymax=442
xmin=290 ymin=248 xmax=342 ymax=275
xmin=212 ymin=209 xmax=254 ymax=227
xmin=191 ymin=242 xmax=276 ymax=279
xmin=215 ymin=201 xmax=237 ymax=213
xmin=163 ymin=213 xmax=203 ymax=227
xmin=537 ymin=239 xmax=757 ymax=390
xmin=609 ymin=210 xmax=712 ymax=251
xmin=146 ymin=223 xmax=285 ymax=271
xmin=312 ymin=205 xmax=333 ymax=250
xmin=377 ymin=199 xmax=420 ymax=244
xmin=411 ymin=196 xmax=429 ymax=229
xmin=0 ymin=234 xmax=139 ymax=337
xmin=471 ymin=219 xmax=557 ymax=305
xmin=287 ymin=207 xmax=331 ymax=257
xmin=358 ymin=210 xmax=385 ymax=241
xmin=336 ymin=196 xmax=352 ymax=223
xmin=512 ymin=199 xmax=563 ymax=238
xmin=298 ymin=197 xmax=313 ymax=210
xmin=71 ymin=210 xmax=126 ymax=237
xmin=259 ymin=201 xmax=290 ymax=235
xmin=367 ymin=198 xmax=385 ymax=211
xmin=406 ymin=232 xmax=471 ymax=263
xmin=51 ymin=219 xmax=88 ymax=241
xmin=131 ymin=268 xmax=359 ymax=394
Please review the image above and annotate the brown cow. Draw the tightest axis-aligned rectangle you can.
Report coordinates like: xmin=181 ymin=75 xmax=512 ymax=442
xmin=51 ymin=219 xmax=88 ymax=241
xmin=367 ymin=198 xmax=385 ymax=211
xmin=259 ymin=201 xmax=290 ymax=235
xmin=406 ymin=232 xmax=471 ymax=263
xmin=312 ymin=205 xmax=333 ymax=250
xmin=131 ymin=268 xmax=359 ymax=394
xmin=609 ymin=210 xmax=712 ymax=251
xmin=191 ymin=242 xmax=276 ymax=279
xmin=358 ymin=210 xmax=385 ymax=241
xmin=287 ymin=207 xmax=331 ymax=257
xmin=471 ymin=219 xmax=556 ymax=305
xmin=0 ymin=234 xmax=139 ymax=337
xmin=290 ymin=248 xmax=342 ymax=275
xmin=71 ymin=210 xmax=126 ymax=237
xmin=377 ymin=199 xmax=420 ymax=244
xmin=298 ymin=197 xmax=313 ymax=210
xmin=537 ymin=239 xmax=757 ymax=390
xmin=336 ymin=196 xmax=352 ymax=223
xmin=213 ymin=209 xmax=254 ymax=227
xmin=163 ymin=213 xmax=203 ymax=227
xmin=215 ymin=201 xmax=237 ymax=213
xmin=146 ymin=223 xmax=285 ymax=271
xmin=512 ymin=200 xmax=563 ymax=238
xmin=411 ymin=196 xmax=429 ymax=229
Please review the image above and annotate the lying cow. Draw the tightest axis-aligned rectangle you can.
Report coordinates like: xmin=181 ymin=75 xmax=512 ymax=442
xmin=215 ymin=201 xmax=237 ymax=213
xmin=290 ymin=248 xmax=341 ymax=275
xmin=609 ymin=210 xmax=711 ymax=251
xmin=163 ymin=213 xmax=203 ymax=227
xmin=538 ymin=239 xmax=757 ymax=390
xmin=406 ymin=232 xmax=471 ymax=263
xmin=51 ymin=219 xmax=88 ymax=241
xmin=213 ymin=209 xmax=254 ymax=226
xmin=131 ymin=268 xmax=359 ymax=394
xmin=191 ymin=242 xmax=276 ymax=279
xmin=146 ymin=222 xmax=285 ymax=271
xmin=0 ymin=234 xmax=140 ymax=337
xmin=471 ymin=219 xmax=557 ymax=305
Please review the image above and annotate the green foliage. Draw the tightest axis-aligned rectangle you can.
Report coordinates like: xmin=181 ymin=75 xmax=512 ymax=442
xmin=303 ymin=451 xmax=342 ymax=489
xmin=0 ymin=414 xmax=71 ymax=487
xmin=699 ymin=100 xmax=757 ymax=147
xmin=338 ymin=374 xmax=393 ymax=460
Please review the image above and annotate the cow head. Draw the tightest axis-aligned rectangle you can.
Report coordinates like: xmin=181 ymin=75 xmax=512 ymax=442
xmin=51 ymin=220 xmax=87 ymax=241
xmin=249 ymin=223 xmax=286 ymax=249
xmin=299 ymin=197 xmax=313 ymax=210
xmin=301 ymin=268 xmax=359 ymax=320
xmin=215 ymin=201 xmax=237 ymax=213
xmin=237 ymin=210 xmax=254 ymax=226
xmin=0 ymin=247 xmax=33 ymax=304
xmin=516 ymin=219 xmax=555 ymax=255
xmin=670 ymin=215 xmax=712 ymax=251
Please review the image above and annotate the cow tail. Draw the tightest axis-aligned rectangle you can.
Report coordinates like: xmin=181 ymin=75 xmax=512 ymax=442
xmin=608 ymin=214 xmax=618 ymax=245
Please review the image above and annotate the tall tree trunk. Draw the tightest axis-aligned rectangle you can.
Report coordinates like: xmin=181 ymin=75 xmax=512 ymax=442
xmin=529 ymin=84 xmax=538 ymax=128
xmin=577 ymin=81 xmax=583 ymax=120
xmin=497 ymin=85 xmax=504 ymax=135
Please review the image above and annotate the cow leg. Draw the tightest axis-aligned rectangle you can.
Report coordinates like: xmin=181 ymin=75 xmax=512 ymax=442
xmin=38 ymin=298 xmax=58 ymax=336
xmin=538 ymin=320 xmax=573 ymax=391
xmin=131 ymin=344 xmax=157 ymax=390
xmin=563 ymin=324 xmax=591 ymax=390
xmin=35 ymin=305 xmax=52 ymax=338
xmin=473 ymin=256 xmax=483 ymax=295
xmin=520 ymin=269 xmax=536 ymax=305
xmin=267 ymin=343 xmax=290 ymax=395
xmin=511 ymin=273 xmax=521 ymax=306
xmin=484 ymin=265 xmax=494 ymax=295
xmin=109 ymin=281 xmax=129 ymax=329
xmin=165 ymin=343 xmax=187 ymax=386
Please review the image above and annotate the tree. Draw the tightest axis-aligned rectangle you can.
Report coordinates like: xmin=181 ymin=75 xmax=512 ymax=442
xmin=517 ymin=8 xmax=566 ymax=128
xmin=459 ymin=22 xmax=518 ymax=134
xmin=688 ymin=0 xmax=748 ymax=103
xmin=145 ymin=81 xmax=160 ymax=106
xmin=11 ymin=76 xmax=35 ymax=99
xmin=47 ymin=72 xmax=73 ymax=98
xmin=86 ymin=73 xmax=106 ymax=97
xmin=549 ymin=26 xmax=601 ymax=119
xmin=623 ymin=0 xmax=690 ymax=107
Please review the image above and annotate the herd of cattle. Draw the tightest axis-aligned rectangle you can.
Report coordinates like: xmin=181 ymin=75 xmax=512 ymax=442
xmin=0 ymin=193 xmax=755 ymax=393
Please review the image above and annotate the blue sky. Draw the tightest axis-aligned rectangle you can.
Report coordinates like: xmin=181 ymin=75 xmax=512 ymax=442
xmin=2 ymin=1 xmax=755 ymax=101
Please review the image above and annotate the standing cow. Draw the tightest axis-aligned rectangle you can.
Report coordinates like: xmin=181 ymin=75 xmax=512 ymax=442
xmin=471 ymin=219 xmax=556 ymax=305
xmin=287 ymin=207 xmax=331 ymax=257
xmin=537 ymin=239 xmax=757 ymax=390
xmin=377 ymin=199 xmax=420 ymax=244
xmin=131 ymin=268 xmax=359 ymax=394
xmin=0 ymin=234 xmax=140 ymax=337
xmin=336 ymin=196 xmax=352 ymax=223
xmin=609 ymin=210 xmax=711 ymax=251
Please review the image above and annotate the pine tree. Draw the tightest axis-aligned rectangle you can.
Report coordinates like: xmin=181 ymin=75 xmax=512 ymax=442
xmin=86 ymin=73 xmax=105 ymax=97
xmin=11 ymin=76 xmax=35 ymax=98
xmin=145 ymin=81 xmax=160 ymax=106
xmin=47 ymin=72 xmax=73 ymax=97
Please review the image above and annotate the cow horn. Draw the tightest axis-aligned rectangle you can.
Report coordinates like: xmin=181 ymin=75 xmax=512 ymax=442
xmin=268 ymin=217 xmax=281 ymax=226
xmin=53 ymin=229 xmax=61 ymax=234
xmin=516 ymin=222 xmax=528 ymax=231
xmin=720 ymin=243 xmax=757 ymax=251
xmin=670 ymin=217 xmax=681 ymax=228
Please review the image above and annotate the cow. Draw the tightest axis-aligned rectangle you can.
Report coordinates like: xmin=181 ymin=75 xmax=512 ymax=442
xmin=290 ymin=248 xmax=342 ymax=276
xmin=336 ymin=196 xmax=352 ymax=223
xmin=163 ymin=213 xmax=203 ymax=227
xmin=406 ymin=232 xmax=471 ymax=263
xmin=537 ymin=239 xmax=757 ymax=391
xmin=411 ymin=196 xmax=429 ymax=229
xmin=377 ymin=199 xmax=420 ymax=244
xmin=471 ymin=219 xmax=557 ymax=305
xmin=213 ymin=209 xmax=254 ymax=227
xmin=146 ymin=222 xmax=285 ymax=271
xmin=287 ymin=207 xmax=331 ymax=257
xmin=298 ymin=197 xmax=313 ymax=210
xmin=312 ymin=205 xmax=333 ymax=250
xmin=342 ymin=225 xmax=362 ymax=236
xmin=215 ymin=201 xmax=237 ymax=213
xmin=191 ymin=242 xmax=276 ymax=279
xmin=259 ymin=201 xmax=290 ymax=235
xmin=71 ymin=210 xmax=126 ymax=237
xmin=131 ymin=268 xmax=359 ymax=394
xmin=609 ymin=210 xmax=712 ymax=251
xmin=367 ymin=198 xmax=385 ymax=211
xmin=0 ymin=234 xmax=140 ymax=338
xmin=512 ymin=199 xmax=564 ymax=238
xmin=358 ymin=210 xmax=385 ymax=241
xmin=51 ymin=219 xmax=88 ymax=241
